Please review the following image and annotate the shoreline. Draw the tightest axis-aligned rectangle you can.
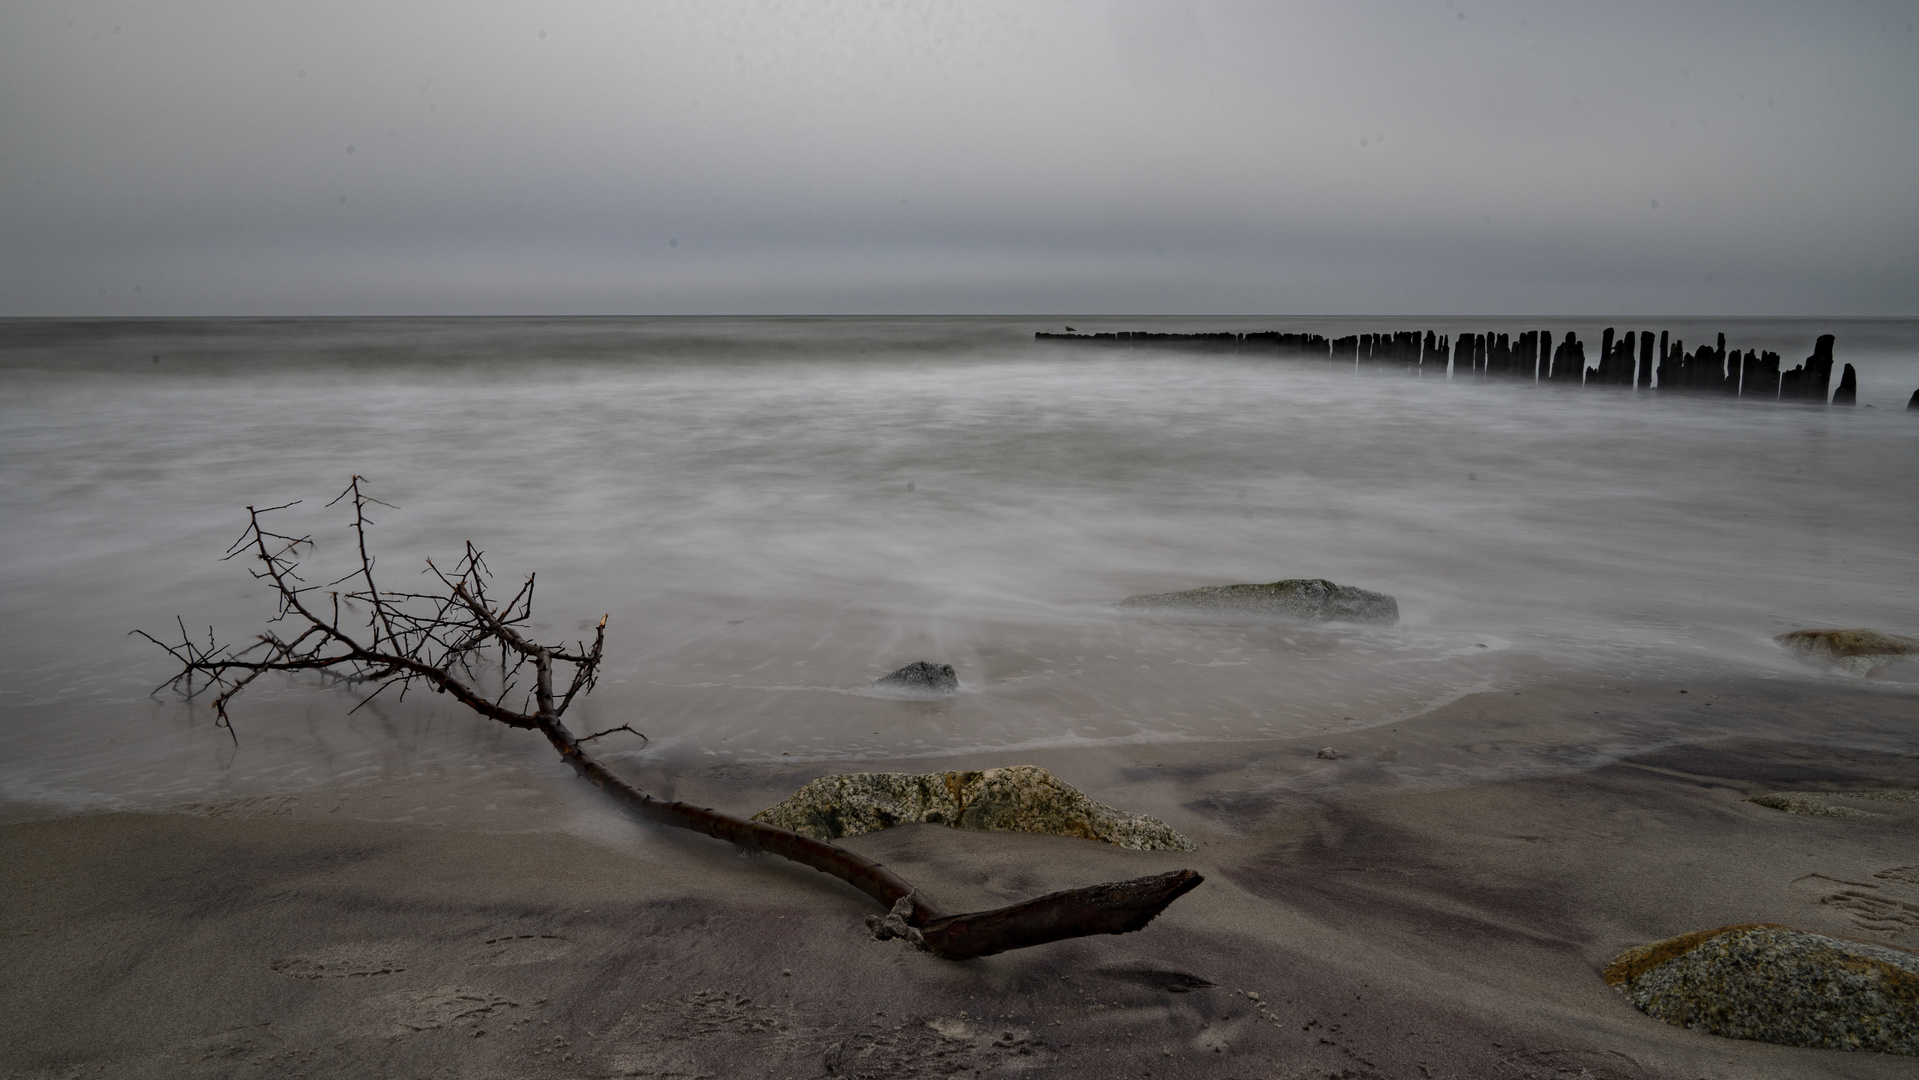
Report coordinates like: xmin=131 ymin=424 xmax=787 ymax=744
xmin=4 ymin=674 xmax=1918 ymax=1078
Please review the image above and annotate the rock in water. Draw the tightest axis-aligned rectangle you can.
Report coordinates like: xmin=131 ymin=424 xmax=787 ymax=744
xmin=1603 ymin=924 xmax=1919 ymax=1055
xmin=1117 ymin=578 xmax=1398 ymax=624
xmin=869 ymin=661 xmax=959 ymax=695
xmin=1776 ymin=628 xmax=1918 ymax=676
xmin=751 ymin=765 xmax=1194 ymax=851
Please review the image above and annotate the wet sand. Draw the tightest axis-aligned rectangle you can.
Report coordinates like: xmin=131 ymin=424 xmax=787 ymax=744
xmin=3 ymin=675 xmax=1917 ymax=1079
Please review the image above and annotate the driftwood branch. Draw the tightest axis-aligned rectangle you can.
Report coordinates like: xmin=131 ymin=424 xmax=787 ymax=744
xmin=140 ymin=481 xmax=1201 ymax=960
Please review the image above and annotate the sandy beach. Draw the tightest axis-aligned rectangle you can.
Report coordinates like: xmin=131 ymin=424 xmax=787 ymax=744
xmin=4 ymin=673 xmax=1916 ymax=1080
xmin=6 ymin=0 xmax=1919 ymax=1068
xmin=5 ymin=318 xmax=1917 ymax=1078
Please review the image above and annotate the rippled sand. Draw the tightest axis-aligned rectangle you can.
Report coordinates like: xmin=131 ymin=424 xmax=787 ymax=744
xmin=5 ymin=671 xmax=1916 ymax=1079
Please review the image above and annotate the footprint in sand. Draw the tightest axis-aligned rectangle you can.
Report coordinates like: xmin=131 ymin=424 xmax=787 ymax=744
xmin=175 ymin=796 xmax=298 ymax=818
xmin=1500 ymin=1048 xmax=1655 ymax=1079
xmin=270 ymin=944 xmax=407 ymax=979
xmin=380 ymin=986 xmax=519 ymax=1032
xmin=1094 ymin=963 xmax=1218 ymax=994
xmin=1789 ymin=872 xmax=1919 ymax=941
xmin=465 ymin=933 xmax=573 ymax=966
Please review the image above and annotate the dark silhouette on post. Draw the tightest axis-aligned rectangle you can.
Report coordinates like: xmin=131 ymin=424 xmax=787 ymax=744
xmin=1779 ymin=334 xmax=1836 ymax=403
xmin=1740 ymin=350 xmax=1782 ymax=398
xmin=1831 ymin=363 xmax=1857 ymax=405
xmin=1032 ymin=327 xmax=1838 ymax=407
xmin=1487 ymin=330 xmax=1534 ymax=379
xmin=1592 ymin=328 xmax=1639 ymax=386
xmin=1549 ymin=332 xmax=1586 ymax=383
xmin=1457 ymin=333 xmax=1483 ymax=376
xmin=1659 ymin=338 xmax=1686 ymax=390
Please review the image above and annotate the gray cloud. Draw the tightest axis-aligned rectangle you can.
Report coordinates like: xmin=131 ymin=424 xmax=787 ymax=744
xmin=2 ymin=1 xmax=1914 ymax=314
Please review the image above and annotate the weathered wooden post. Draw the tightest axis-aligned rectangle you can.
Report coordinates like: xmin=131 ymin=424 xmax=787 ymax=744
xmin=1832 ymin=363 xmax=1857 ymax=405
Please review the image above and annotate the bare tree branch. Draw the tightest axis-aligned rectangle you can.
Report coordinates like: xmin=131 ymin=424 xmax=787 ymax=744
xmin=140 ymin=481 xmax=1202 ymax=959
xmin=576 ymin=722 xmax=644 ymax=745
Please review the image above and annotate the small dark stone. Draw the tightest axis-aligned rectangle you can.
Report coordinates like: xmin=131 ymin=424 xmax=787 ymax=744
xmin=871 ymin=661 xmax=958 ymax=695
xmin=1316 ymin=747 xmax=1341 ymax=760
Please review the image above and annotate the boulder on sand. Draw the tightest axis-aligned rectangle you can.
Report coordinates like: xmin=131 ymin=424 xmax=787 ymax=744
xmin=1748 ymin=789 xmax=1919 ymax=817
xmin=752 ymin=765 xmax=1194 ymax=851
xmin=1118 ymin=578 xmax=1398 ymax=624
xmin=1603 ymin=924 xmax=1919 ymax=1055
xmin=1776 ymin=628 xmax=1917 ymax=676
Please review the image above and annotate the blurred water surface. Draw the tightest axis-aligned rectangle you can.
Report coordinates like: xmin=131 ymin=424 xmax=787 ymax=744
xmin=2 ymin=316 xmax=1915 ymax=818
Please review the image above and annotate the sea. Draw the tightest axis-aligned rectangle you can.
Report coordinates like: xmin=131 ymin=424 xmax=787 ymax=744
xmin=2 ymin=316 xmax=1916 ymax=824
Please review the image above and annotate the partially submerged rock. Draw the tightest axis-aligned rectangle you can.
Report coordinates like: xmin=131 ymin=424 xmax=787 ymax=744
xmin=869 ymin=661 xmax=959 ymax=696
xmin=1118 ymin=578 xmax=1398 ymax=624
xmin=1777 ymin=628 xmax=1918 ymax=676
xmin=1603 ymin=924 xmax=1919 ymax=1055
xmin=752 ymin=765 xmax=1194 ymax=851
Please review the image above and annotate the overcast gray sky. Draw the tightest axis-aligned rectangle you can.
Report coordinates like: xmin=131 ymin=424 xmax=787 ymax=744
xmin=2 ymin=1 xmax=1915 ymax=315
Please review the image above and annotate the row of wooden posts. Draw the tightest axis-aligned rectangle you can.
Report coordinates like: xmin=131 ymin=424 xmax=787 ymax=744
xmin=1035 ymin=329 xmax=1871 ymax=405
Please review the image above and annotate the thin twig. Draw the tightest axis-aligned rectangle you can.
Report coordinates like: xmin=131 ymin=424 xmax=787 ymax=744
xmin=577 ymin=723 xmax=646 ymax=745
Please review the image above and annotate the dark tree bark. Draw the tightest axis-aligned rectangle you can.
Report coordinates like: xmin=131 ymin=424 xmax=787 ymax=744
xmin=140 ymin=479 xmax=1201 ymax=961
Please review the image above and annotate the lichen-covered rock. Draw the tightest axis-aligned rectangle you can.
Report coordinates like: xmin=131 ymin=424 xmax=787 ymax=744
xmin=1117 ymin=579 xmax=1398 ymax=624
xmin=869 ymin=661 xmax=959 ymax=695
xmin=1777 ymin=628 xmax=1918 ymax=676
xmin=1749 ymin=792 xmax=1874 ymax=818
xmin=1750 ymin=790 xmax=1919 ymax=817
xmin=751 ymin=765 xmax=1194 ymax=851
xmin=1603 ymin=924 xmax=1919 ymax=1055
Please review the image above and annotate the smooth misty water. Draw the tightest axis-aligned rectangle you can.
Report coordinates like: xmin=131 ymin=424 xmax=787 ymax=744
xmin=2 ymin=317 xmax=1916 ymax=819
